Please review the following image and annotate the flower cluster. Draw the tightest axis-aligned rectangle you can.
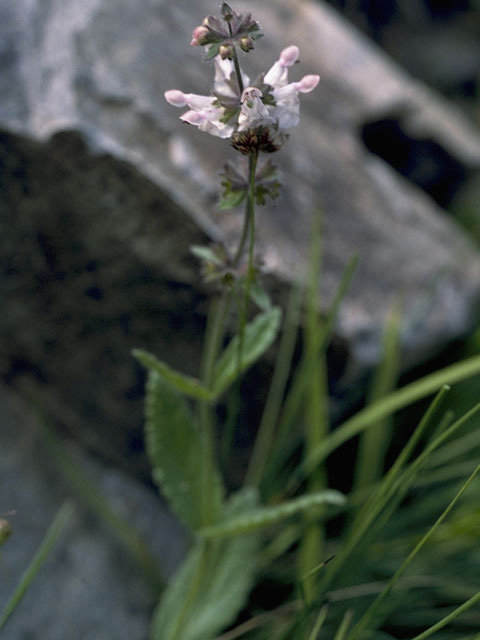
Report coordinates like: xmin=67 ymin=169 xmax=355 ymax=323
xmin=165 ymin=5 xmax=319 ymax=155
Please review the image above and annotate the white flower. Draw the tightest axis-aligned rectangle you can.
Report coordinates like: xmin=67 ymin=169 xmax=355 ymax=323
xmin=271 ymin=74 xmax=320 ymax=129
xmin=238 ymin=87 xmax=272 ymax=131
xmin=165 ymin=45 xmax=320 ymax=145
xmin=164 ymin=87 xmax=234 ymax=138
xmin=263 ymin=44 xmax=299 ymax=88
xmin=214 ymin=56 xmax=250 ymax=97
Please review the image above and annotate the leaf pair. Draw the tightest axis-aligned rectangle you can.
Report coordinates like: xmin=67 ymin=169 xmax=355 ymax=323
xmin=134 ymin=306 xmax=281 ymax=404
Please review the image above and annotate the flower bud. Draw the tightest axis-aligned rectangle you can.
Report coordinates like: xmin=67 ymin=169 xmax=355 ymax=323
xmin=239 ymin=36 xmax=254 ymax=53
xmin=202 ymin=16 xmax=213 ymax=27
xmin=164 ymin=90 xmax=188 ymax=107
xmin=180 ymin=110 xmax=206 ymax=126
xmin=221 ymin=2 xmax=234 ymax=22
xmin=219 ymin=44 xmax=234 ymax=60
xmin=190 ymin=25 xmax=209 ymax=46
xmin=296 ymin=74 xmax=320 ymax=93
xmin=279 ymin=45 xmax=299 ymax=67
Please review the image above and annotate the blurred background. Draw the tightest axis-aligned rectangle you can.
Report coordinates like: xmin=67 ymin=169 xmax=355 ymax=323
xmin=326 ymin=0 xmax=480 ymax=234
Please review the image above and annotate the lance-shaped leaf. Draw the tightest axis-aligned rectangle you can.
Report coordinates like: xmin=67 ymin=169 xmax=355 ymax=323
xmin=212 ymin=307 xmax=281 ymax=398
xmin=134 ymin=349 xmax=213 ymax=401
xmin=198 ymin=490 xmax=346 ymax=539
xmin=145 ymin=371 xmax=223 ymax=530
xmin=150 ymin=489 xmax=260 ymax=640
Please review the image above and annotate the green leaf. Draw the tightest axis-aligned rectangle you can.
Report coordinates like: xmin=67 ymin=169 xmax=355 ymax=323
xmin=134 ymin=349 xmax=213 ymax=401
xmin=198 ymin=490 xmax=345 ymax=539
xmin=205 ymin=43 xmax=220 ymax=60
xmin=212 ymin=307 xmax=282 ymax=398
xmin=190 ymin=245 xmax=224 ymax=266
xmin=218 ymin=188 xmax=246 ymax=210
xmin=144 ymin=371 xmax=223 ymax=530
xmin=150 ymin=489 xmax=260 ymax=640
xmin=247 ymin=280 xmax=272 ymax=312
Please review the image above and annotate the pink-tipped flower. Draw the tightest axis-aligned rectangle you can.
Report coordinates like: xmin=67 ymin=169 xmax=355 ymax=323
xmin=164 ymin=85 xmax=234 ymax=138
xmin=165 ymin=44 xmax=319 ymax=146
xmin=264 ymin=45 xmax=299 ymax=88
xmin=295 ymin=74 xmax=320 ymax=93
xmin=271 ymin=73 xmax=320 ymax=129
xmin=164 ymin=90 xmax=188 ymax=107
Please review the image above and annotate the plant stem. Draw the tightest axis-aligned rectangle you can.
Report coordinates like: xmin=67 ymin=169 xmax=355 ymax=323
xmin=236 ymin=150 xmax=258 ymax=376
xmin=199 ymin=294 xmax=232 ymax=525
xmin=233 ymin=151 xmax=258 ymax=268
xmin=233 ymin=209 xmax=250 ymax=268
xmin=227 ymin=28 xmax=244 ymax=95
xmin=232 ymin=51 xmax=245 ymax=95
xmin=245 ymin=150 xmax=258 ymax=285
xmin=198 ymin=148 xmax=257 ymax=522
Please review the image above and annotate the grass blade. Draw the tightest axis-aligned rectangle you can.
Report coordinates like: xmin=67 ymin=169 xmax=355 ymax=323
xmin=409 ymin=590 xmax=480 ymax=640
xmin=317 ymin=387 xmax=450 ymax=597
xmin=0 ymin=501 xmax=75 ymax=631
xmin=262 ymin=255 xmax=358 ymax=497
xmin=304 ymin=353 xmax=480 ymax=474
xmin=307 ymin=604 xmax=329 ymax=640
xmin=298 ymin=213 xmax=329 ymax=600
xmin=347 ymin=463 xmax=480 ymax=640
xmin=354 ymin=301 xmax=402 ymax=492
xmin=42 ymin=422 xmax=164 ymax=592
xmin=245 ymin=281 xmax=303 ymax=488
xmin=333 ymin=609 xmax=354 ymax=640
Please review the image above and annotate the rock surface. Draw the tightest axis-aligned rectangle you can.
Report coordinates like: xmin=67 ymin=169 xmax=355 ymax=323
xmin=0 ymin=385 xmax=186 ymax=640
xmin=1 ymin=0 xmax=480 ymax=467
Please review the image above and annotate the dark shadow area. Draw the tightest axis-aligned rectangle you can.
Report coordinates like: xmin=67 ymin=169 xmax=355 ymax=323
xmin=361 ymin=115 xmax=469 ymax=208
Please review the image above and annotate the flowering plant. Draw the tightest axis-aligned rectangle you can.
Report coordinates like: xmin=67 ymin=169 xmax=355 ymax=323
xmin=135 ymin=6 xmax=340 ymax=640
xmin=133 ymin=5 xmax=480 ymax=640
xmin=165 ymin=2 xmax=319 ymax=289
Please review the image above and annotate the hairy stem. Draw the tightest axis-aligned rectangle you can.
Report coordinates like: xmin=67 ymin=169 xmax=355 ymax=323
xmin=199 ymin=294 xmax=232 ymax=525
xmin=227 ymin=26 xmax=244 ymax=95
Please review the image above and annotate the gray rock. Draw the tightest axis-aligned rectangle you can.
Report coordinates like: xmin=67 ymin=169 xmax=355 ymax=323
xmin=0 ymin=385 xmax=187 ymax=640
xmin=1 ymin=0 xmax=480 ymax=460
